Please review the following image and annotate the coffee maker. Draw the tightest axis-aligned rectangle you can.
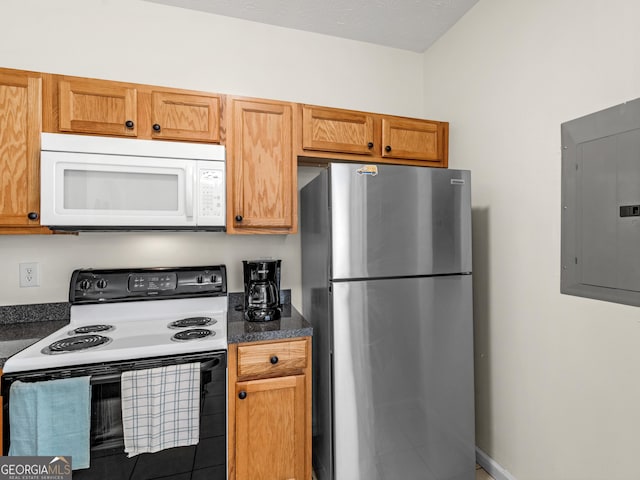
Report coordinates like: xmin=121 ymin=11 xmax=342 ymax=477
xmin=242 ymin=259 xmax=281 ymax=322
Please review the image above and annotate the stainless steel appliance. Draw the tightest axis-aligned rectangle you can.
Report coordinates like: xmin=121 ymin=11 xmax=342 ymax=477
xmin=39 ymin=133 xmax=226 ymax=231
xmin=301 ymin=163 xmax=475 ymax=480
xmin=2 ymin=266 xmax=228 ymax=479
xmin=242 ymin=259 xmax=282 ymax=322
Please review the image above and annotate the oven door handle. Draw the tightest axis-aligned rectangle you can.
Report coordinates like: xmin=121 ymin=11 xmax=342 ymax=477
xmin=90 ymin=358 xmax=221 ymax=385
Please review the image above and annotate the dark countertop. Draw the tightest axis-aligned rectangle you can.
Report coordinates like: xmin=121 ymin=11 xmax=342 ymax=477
xmin=0 ymin=303 xmax=71 ymax=368
xmin=227 ymin=293 xmax=312 ymax=344
xmin=0 ymin=293 xmax=311 ymax=368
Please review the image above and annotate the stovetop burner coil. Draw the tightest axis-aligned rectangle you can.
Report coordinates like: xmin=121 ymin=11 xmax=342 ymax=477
xmin=69 ymin=324 xmax=114 ymax=335
xmin=171 ymin=328 xmax=215 ymax=342
xmin=168 ymin=317 xmax=216 ymax=329
xmin=42 ymin=334 xmax=112 ymax=354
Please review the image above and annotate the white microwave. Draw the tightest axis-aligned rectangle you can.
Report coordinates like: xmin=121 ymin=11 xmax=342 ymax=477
xmin=40 ymin=133 xmax=226 ymax=231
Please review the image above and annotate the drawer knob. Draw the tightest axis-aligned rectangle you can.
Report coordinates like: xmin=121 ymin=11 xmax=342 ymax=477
xmin=270 ymin=356 xmax=279 ymax=365
xmin=125 ymin=120 xmax=135 ymax=129
xmin=238 ymin=391 xmax=247 ymax=400
xmin=152 ymin=123 xmax=161 ymax=132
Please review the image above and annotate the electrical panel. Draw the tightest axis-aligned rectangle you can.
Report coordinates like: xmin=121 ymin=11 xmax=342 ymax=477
xmin=562 ymin=97 xmax=640 ymax=306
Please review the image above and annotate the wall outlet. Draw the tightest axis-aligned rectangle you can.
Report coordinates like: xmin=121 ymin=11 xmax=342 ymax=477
xmin=19 ymin=262 xmax=39 ymax=287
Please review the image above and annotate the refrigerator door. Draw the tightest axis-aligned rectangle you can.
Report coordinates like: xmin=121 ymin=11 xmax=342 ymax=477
xmin=330 ymin=163 xmax=471 ymax=280
xmin=331 ymin=275 xmax=475 ymax=480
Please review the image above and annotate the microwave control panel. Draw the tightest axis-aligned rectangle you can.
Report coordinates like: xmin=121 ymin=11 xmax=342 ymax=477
xmin=198 ymin=165 xmax=225 ymax=225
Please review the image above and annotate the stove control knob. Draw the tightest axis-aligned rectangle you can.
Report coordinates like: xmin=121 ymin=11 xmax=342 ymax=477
xmin=196 ymin=275 xmax=204 ymax=284
xmin=79 ymin=279 xmax=92 ymax=291
xmin=96 ymin=279 xmax=108 ymax=289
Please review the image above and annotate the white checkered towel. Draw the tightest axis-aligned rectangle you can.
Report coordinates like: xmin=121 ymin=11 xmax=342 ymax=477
xmin=121 ymin=363 xmax=201 ymax=457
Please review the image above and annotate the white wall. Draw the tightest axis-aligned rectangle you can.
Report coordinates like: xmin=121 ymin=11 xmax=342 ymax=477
xmin=0 ymin=0 xmax=424 ymax=307
xmin=422 ymin=0 xmax=640 ymax=479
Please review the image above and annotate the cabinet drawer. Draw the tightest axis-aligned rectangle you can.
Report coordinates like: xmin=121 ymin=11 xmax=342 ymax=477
xmin=237 ymin=339 xmax=307 ymax=378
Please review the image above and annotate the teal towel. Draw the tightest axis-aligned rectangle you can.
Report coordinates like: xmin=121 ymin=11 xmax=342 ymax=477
xmin=8 ymin=377 xmax=91 ymax=470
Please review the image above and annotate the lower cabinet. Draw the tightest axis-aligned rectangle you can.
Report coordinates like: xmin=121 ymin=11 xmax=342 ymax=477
xmin=228 ymin=337 xmax=312 ymax=480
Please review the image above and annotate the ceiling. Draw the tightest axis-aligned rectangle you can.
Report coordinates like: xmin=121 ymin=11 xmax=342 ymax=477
xmin=145 ymin=0 xmax=479 ymax=53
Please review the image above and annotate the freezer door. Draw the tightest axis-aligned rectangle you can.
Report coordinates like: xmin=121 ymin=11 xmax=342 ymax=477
xmin=332 ymin=276 xmax=475 ymax=480
xmin=330 ymin=163 xmax=471 ymax=279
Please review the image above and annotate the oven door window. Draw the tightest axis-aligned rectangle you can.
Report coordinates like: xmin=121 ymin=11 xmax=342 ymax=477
xmin=90 ymin=381 xmax=125 ymax=453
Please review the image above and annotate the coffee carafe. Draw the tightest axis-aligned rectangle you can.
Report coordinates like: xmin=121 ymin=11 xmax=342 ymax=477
xmin=242 ymin=260 xmax=281 ymax=322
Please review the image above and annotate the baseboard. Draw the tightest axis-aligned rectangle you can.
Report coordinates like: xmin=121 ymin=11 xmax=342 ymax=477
xmin=476 ymin=447 xmax=518 ymax=480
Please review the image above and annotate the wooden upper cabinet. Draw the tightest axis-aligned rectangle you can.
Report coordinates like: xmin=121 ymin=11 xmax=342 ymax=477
xmin=382 ymin=117 xmax=444 ymax=161
xmin=0 ymin=68 xmax=49 ymax=233
xmin=227 ymin=97 xmax=297 ymax=234
xmin=150 ymin=91 xmax=220 ymax=142
xmin=302 ymin=105 xmax=376 ymax=155
xmin=58 ymin=77 xmax=138 ymax=137
xmin=47 ymin=75 xmax=222 ymax=143
xmin=298 ymin=104 xmax=449 ymax=167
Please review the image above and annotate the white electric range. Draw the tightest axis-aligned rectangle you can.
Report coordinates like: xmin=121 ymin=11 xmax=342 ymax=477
xmin=2 ymin=265 xmax=228 ymax=373
xmin=2 ymin=266 xmax=229 ymax=479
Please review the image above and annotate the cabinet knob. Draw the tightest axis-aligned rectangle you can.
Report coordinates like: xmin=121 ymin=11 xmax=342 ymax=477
xmin=270 ymin=356 xmax=279 ymax=365
xmin=235 ymin=215 xmax=243 ymax=222
xmin=238 ymin=391 xmax=247 ymax=400
xmin=27 ymin=212 xmax=39 ymax=220
xmin=385 ymin=145 xmax=392 ymax=152
xmin=367 ymin=142 xmax=374 ymax=149
xmin=125 ymin=120 xmax=135 ymax=129
xmin=152 ymin=123 xmax=161 ymax=132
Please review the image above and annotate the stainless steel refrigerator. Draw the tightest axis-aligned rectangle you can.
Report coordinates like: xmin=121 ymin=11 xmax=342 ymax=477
xmin=301 ymin=163 xmax=475 ymax=480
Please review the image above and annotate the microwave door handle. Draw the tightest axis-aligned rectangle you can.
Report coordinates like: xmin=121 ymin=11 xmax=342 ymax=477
xmin=186 ymin=164 xmax=195 ymax=218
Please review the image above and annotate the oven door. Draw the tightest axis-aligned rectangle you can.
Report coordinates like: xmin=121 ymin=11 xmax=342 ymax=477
xmin=2 ymin=351 xmax=227 ymax=480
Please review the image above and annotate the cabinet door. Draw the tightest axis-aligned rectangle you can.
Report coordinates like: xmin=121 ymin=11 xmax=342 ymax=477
xmin=150 ymin=91 xmax=220 ymax=142
xmin=381 ymin=117 xmax=445 ymax=162
xmin=0 ymin=70 xmax=43 ymax=227
xmin=58 ymin=77 xmax=137 ymax=136
xmin=302 ymin=105 xmax=376 ymax=155
xmin=228 ymin=98 xmax=296 ymax=234
xmin=235 ymin=375 xmax=306 ymax=480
